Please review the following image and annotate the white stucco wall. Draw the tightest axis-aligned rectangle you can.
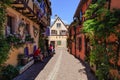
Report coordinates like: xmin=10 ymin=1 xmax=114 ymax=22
xmin=49 ymin=17 xmax=68 ymax=48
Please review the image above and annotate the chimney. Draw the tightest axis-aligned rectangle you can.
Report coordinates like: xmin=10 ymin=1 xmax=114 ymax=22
xmin=54 ymin=14 xmax=58 ymax=19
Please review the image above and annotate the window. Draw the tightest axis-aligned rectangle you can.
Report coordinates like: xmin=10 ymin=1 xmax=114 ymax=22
xmin=25 ymin=24 xmax=30 ymax=35
xmin=77 ymin=37 xmax=82 ymax=51
xmin=92 ymin=0 xmax=97 ymax=3
xmin=60 ymin=30 xmax=67 ymax=35
xmin=79 ymin=38 xmax=82 ymax=51
xmin=80 ymin=11 xmax=82 ymax=21
xmin=51 ymin=30 xmax=57 ymax=35
xmin=33 ymin=26 xmax=38 ymax=37
xmin=57 ymin=41 xmax=61 ymax=45
xmin=6 ymin=15 xmax=14 ymax=35
xmin=56 ymin=23 xmax=61 ymax=28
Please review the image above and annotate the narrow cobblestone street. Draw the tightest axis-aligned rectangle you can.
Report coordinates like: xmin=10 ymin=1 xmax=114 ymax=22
xmin=14 ymin=47 xmax=96 ymax=80
xmin=1 ymin=1 xmax=120 ymax=80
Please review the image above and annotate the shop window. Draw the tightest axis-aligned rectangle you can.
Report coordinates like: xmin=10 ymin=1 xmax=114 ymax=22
xmin=57 ymin=41 xmax=61 ymax=45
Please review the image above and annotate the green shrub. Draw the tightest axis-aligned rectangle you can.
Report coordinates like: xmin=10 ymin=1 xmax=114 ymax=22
xmin=0 ymin=65 xmax=19 ymax=80
xmin=0 ymin=38 xmax=10 ymax=65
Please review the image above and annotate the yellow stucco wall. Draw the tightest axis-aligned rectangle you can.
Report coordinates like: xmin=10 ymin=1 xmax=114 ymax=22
xmin=5 ymin=7 xmax=40 ymax=67
xmin=5 ymin=47 xmax=24 ymax=67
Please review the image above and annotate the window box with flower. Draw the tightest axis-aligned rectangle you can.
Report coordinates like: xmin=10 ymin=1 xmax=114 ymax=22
xmin=25 ymin=34 xmax=34 ymax=43
xmin=6 ymin=33 xmax=24 ymax=48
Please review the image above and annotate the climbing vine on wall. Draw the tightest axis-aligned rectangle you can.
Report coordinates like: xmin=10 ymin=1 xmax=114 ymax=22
xmin=83 ymin=0 xmax=120 ymax=79
xmin=0 ymin=0 xmax=12 ymax=66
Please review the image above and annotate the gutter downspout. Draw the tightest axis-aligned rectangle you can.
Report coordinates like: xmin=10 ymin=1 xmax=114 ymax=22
xmin=74 ymin=26 xmax=77 ymax=57
xmin=108 ymin=0 xmax=111 ymax=10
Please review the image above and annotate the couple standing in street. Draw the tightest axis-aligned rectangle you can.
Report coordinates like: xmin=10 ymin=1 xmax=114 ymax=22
xmin=48 ymin=44 xmax=55 ymax=56
xmin=33 ymin=44 xmax=55 ymax=62
xmin=33 ymin=47 xmax=44 ymax=62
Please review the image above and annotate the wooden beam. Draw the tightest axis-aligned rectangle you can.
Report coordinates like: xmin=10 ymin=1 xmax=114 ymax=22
xmin=26 ymin=13 xmax=34 ymax=16
xmin=27 ymin=0 xmax=29 ymax=4
xmin=14 ymin=7 xmax=25 ymax=11
xmin=12 ymin=0 xmax=42 ymax=24
xmin=23 ymin=9 xmax=30 ymax=13
xmin=24 ymin=12 xmax=31 ymax=14
xmin=12 ymin=3 xmax=24 ymax=8
xmin=27 ymin=16 xmax=35 ymax=18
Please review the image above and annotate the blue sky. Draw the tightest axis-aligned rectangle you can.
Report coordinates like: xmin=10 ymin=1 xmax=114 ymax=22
xmin=50 ymin=0 xmax=80 ymax=25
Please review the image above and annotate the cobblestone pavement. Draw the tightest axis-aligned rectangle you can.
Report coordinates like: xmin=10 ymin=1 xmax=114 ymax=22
xmin=14 ymin=47 xmax=97 ymax=80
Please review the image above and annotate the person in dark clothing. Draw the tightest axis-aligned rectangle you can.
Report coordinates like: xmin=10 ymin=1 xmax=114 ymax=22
xmin=48 ymin=44 xmax=54 ymax=56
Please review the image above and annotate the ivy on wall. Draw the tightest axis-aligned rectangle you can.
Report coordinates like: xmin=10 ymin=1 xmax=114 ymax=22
xmin=0 ymin=0 xmax=12 ymax=66
xmin=0 ymin=1 xmax=20 ymax=79
xmin=83 ymin=0 xmax=120 ymax=79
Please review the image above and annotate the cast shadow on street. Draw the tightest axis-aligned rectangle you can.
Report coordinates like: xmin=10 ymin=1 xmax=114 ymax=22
xmin=13 ymin=56 xmax=52 ymax=80
xmin=77 ymin=58 xmax=97 ymax=80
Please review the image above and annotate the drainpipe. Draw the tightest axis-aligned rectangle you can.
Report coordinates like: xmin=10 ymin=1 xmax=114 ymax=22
xmin=75 ymin=27 xmax=77 ymax=57
xmin=73 ymin=16 xmax=79 ymax=57
xmin=108 ymin=0 xmax=111 ymax=10
xmin=116 ymin=37 xmax=120 ymax=73
xmin=74 ymin=26 xmax=76 ymax=57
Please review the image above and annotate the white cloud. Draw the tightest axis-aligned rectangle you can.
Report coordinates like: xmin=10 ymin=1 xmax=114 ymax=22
xmin=51 ymin=18 xmax=55 ymax=24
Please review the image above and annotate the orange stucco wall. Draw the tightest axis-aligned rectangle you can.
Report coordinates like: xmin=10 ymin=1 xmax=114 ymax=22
xmin=76 ymin=34 xmax=85 ymax=61
xmin=111 ymin=0 xmax=120 ymax=9
xmin=71 ymin=42 xmax=75 ymax=56
xmin=69 ymin=25 xmax=86 ymax=61
xmin=82 ymin=2 xmax=87 ymax=13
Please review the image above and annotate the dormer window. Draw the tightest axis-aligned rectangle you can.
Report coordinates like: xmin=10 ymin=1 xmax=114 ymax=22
xmin=56 ymin=23 xmax=61 ymax=28
xmin=73 ymin=17 xmax=79 ymax=22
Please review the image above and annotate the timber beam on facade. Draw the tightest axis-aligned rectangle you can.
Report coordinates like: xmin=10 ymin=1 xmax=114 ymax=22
xmin=44 ymin=0 xmax=52 ymax=15
xmin=11 ymin=3 xmax=24 ymax=8
xmin=26 ymin=13 xmax=35 ymax=17
xmin=40 ymin=20 xmax=47 ymax=27
xmin=12 ymin=0 xmax=51 ymax=26
xmin=23 ymin=9 xmax=30 ymax=14
xmin=11 ymin=0 xmax=44 ymax=25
